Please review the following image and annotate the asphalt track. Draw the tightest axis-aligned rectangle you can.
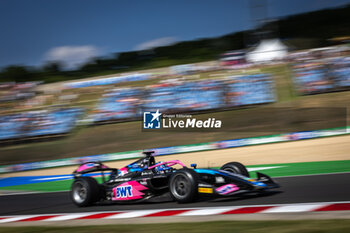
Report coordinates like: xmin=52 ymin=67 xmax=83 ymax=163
xmin=1 ymin=173 xmax=350 ymax=216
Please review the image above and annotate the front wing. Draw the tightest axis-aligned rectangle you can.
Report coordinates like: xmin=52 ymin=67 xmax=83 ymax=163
xmin=194 ymin=169 xmax=280 ymax=197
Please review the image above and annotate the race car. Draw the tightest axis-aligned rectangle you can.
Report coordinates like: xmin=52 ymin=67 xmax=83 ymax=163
xmin=70 ymin=151 xmax=279 ymax=207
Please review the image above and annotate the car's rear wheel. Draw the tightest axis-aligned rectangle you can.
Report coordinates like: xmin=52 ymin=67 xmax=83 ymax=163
xmin=71 ymin=177 xmax=101 ymax=207
xmin=221 ymin=162 xmax=250 ymax=177
xmin=169 ymin=169 xmax=198 ymax=203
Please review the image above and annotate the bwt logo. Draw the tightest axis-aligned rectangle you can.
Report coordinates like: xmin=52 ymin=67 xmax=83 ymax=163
xmin=115 ymin=185 xmax=133 ymax=198
xmin=143 ymin=110 xmax=161 ymax=129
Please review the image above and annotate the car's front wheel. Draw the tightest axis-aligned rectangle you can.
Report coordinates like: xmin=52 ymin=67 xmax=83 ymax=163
xmin=221 ymin=162 xmax=250 ymax=177
xmin=71 ymin=177 xmax=101 ymax=207
xmin=169 ymin=169 xmax=198 ymax=203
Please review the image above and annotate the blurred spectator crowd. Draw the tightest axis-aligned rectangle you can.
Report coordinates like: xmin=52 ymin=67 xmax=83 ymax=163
xmin=0 ymin=108 xmax=82 ymax=141
xmin=0 ymin=45 xmax=348 ymax=143
xmin=0 ymin=82 xmax=40 ymax=102
xmin=293 ymin=57 xmax=350 ymax=94
xmin=291 ymin=47 xmax=350 ymax=95
xmin=91 ymin=74 xmax=276 ymax=123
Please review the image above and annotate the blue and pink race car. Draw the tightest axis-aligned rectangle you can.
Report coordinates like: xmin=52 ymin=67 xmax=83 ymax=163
xmin=70 ymin=151 xmax=279 ymax=207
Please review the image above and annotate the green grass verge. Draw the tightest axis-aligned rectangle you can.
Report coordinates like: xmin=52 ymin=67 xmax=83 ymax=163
xmin=247 ymin=160 xmax=350 ymax=178
xmin=1 ymin=220 xmax=350 ymax=232
xmin=0 ymin=179 xmax=73 ymax=192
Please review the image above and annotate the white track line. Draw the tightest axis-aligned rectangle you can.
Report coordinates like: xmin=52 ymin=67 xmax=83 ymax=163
xmin=46 ymin=213 xmax=92 ymax=221
xmin=105 ymin=210 xmax=161 ymax=219
xmin=261 ymin=204 xmax=325 ymax=213
xmin=178 ymin=207 xmax=236 ymax=216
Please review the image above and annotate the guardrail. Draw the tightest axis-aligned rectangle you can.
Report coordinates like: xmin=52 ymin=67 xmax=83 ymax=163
xmin=0 ymin=126 xmax=348 ymax=174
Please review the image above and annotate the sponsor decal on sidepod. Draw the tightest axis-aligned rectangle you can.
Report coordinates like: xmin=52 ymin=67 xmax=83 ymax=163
xmin=112 ymin=181 xmax=148 ymax=201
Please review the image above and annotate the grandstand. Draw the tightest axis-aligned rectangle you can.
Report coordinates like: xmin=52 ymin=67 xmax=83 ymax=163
xmin=292 ymin=62 xmax=334 ymax=94
xmin=0 ymin=81 xmax=40 ymax=102
xmin=0 ymin=46 xmax=348 ymax=145
xmin=225 ymin=74 xmax=275 ymax=106
xmin=143 ymin=80 xmax=224 ymax=112
xmin=332 ymin=56 xmax=350 ymax=88
xmin=91 ymin=88 xmax=141 ymax=123
xmin=0 ymin=108 xmax=83 ymax=143
xmin=292 ymin=56 xmax=350 ymax=95
xmin=91 ymin=74 xmax=276 ymax=123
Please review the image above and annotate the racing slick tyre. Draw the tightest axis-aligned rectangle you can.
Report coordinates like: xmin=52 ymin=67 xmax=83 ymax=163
xmin=71 ymin=177 xmax=102 ymax=207
xmin=221 ymin=162 xmax=250 ymax=177
xmin=169 ymin=169 xmax=198 ymax=203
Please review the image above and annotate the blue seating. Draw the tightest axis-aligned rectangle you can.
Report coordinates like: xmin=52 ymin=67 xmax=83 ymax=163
xmin=226 ymin=74 xmax=275 ymax=106
xmin=0 ymin=108 xmax=83 ymax=140
xmin=92 ymin=74 xmax=276 ymax=122
xmin=143 ymin=81 xmax=224 ymax=112
xmin=332 ymin=57 xmax=350 ymax=87
xmin=292 ymin=56 xmax=350 ymax=94
xmin=91 ymin=89 xmax=141 ymax=122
